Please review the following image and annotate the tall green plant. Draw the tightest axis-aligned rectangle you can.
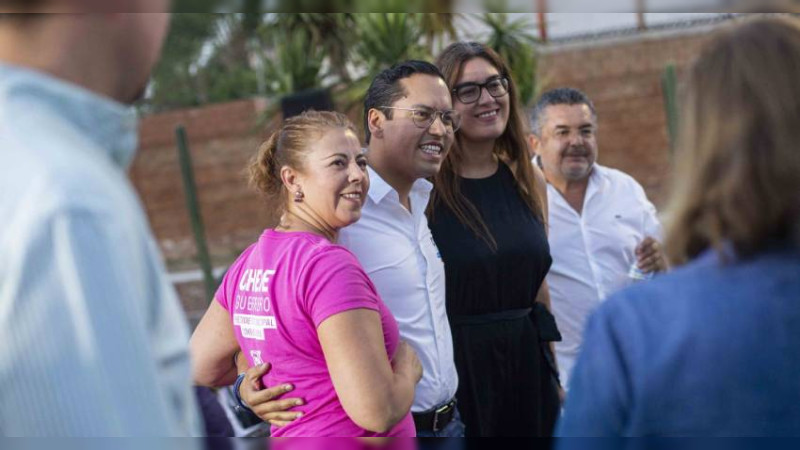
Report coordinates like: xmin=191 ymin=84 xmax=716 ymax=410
xmin=416 ymin=12 xmax=461 ymax=54
xmin=145 ymin=14 xmax=221 ymax=111
xmin=331 ymin=14 xmax=429 ymax=111
xmin=479 ymin=13 xmax=539 ymax=106
xmin=354 ymin=13 xmax=428 ymax=74
xmin=146 ymin=13 xmax=469 ymax=113
xmin=267 ymin=14 xmax=356 ymax=84
xmin=273 ymin=0 xmax=451 ymax=12
xmin=262 ymin=30 xmax=326 ymax=96
xmin=146 ymin=13 xmax=268 ymax=111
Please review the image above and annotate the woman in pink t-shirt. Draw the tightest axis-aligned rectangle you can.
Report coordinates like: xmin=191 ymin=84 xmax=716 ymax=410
xmin=189 ymin=111 xmax=421 ymax=437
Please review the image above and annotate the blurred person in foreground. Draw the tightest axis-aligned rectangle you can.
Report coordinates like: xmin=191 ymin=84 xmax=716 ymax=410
xmin=0 ymin=4 xmax=201 ymax=436
xmin=558 ymin=15 xmax=800 ymax=436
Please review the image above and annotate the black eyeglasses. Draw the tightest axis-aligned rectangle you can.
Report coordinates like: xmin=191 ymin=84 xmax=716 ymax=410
xmin=452 ymin=76 xmax=510 ymax=104
xmin=379 ymin=106 xmax=462 ymax=132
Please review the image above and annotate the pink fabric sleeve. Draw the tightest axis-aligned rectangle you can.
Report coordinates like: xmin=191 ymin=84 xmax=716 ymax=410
xmin=214 ymin=269 xmax=233 ymax=311
xmin=300 ymin=247 xmax=381 ymax=327
xmin=214 ymin=243 xmax=255 ymax=311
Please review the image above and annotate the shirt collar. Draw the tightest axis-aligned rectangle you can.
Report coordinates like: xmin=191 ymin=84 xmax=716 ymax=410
xmin=583 ymin=163 xmax=607 ymax=202
xmin=366 ymin=164 xmax=433 ymax=205
xmin=0 ymin=63 xmax=139 ymax=169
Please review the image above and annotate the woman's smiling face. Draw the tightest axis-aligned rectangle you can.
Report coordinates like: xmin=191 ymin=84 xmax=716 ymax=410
xmin=451 ymin=57 xmax=510 ymax=144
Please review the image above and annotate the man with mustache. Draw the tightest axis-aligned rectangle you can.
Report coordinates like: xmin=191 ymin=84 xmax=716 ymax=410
xmin=528 ymin=88 xmax=667 ymax=391
xmin=0 ymin=4 xmax=201 ymax=436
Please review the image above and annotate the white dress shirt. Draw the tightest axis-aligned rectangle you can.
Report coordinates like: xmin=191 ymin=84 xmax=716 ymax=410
xmin=545 ymin=164 xmax=662 ymax=390
xmin=338 ymin=166 xmax=458 ymax=412
xmin=0 ymin=63 xmax=201 ymax=436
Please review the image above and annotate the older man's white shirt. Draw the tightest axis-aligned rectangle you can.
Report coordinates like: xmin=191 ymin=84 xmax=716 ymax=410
xmin=545 ymin=164 xmax=662 ymax=390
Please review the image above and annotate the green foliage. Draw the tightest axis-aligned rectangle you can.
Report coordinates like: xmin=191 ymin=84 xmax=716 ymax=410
xmin=262 ymin=30 xmax=325 ymax=96
xmin=353 ymin=13 xmax=428 ymax=74
xmin=145 ymin=14 xmax=220 ymax=110
xmin=201 ymin=59 xmax=261 ymax=104
xmin=147 ymin=13 xmax=522 ymax=112
xmin=330 ymin=14 xmax=430 ymax=112
xmin=416 ymin=12 xmax=460 ymax=54
xmin=271 ymin=0 xmax=451 ymax=12
xmin=267 ymin=14 xmax=356 ymax=84
xmin=479 ymin=13 xmax=539 ymax=106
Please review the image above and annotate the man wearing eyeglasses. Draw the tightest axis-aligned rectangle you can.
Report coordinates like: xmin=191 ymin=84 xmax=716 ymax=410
xmin=236 ymin=61 xmax=465 ymax=438
xmin=345 ymin=60 xmax=464 ymax=438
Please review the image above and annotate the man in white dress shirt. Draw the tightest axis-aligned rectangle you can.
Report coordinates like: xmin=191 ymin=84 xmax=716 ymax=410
xmin=0 ymin=4 xmax=201 ymax=436
xmin=340 ymin=60 xmax=462 ymax=437
xmin=528 ymin=88 xmax=667 ymax=390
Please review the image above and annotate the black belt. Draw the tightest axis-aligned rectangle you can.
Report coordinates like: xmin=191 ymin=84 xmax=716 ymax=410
xmin=449 ymin=307 xmax=532 ymax=325
xmin=413 ymin=398 xmax=457 ymax=432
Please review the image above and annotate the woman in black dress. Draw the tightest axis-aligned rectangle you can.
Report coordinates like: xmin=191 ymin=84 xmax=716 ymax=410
xmin=428 ymin=42 xmax=561 ymax=437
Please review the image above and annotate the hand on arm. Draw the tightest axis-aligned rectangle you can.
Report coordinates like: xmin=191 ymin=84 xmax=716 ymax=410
xmin=207 ymin=340 xmax=304 ymax=427
xmin=237 ymin=362 xmax=305 ymax=427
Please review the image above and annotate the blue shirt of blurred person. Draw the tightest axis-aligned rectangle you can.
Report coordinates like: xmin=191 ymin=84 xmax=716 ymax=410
xmin=557 ymin=243 xmax=800 ymax=437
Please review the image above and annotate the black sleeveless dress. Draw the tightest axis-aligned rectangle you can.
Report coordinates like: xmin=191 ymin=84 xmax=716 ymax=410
xmin=429 ymin=162 xmax=560 ymax=437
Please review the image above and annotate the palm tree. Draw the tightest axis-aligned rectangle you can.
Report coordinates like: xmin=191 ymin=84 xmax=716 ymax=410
xmin=146 ymin=12 xmax=470 ymax=112
xmin=261 ymin=30 xmax=326 ymax=96
xmin=479 ymin=13 xmax=540 ymax=106
xmin=416 ymin=12 xmax=461 ymax=54
xmin=266 ymin=14 xmax=357 ymax=84
xmin=326 ymin=13 xmax=429 ymax=113
xmin=354 ymin=13 xmax=428 ymax=73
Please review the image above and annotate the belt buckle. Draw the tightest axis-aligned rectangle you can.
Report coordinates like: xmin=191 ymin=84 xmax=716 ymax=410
xmin=432 ymin=401 xmax=452 ymax=432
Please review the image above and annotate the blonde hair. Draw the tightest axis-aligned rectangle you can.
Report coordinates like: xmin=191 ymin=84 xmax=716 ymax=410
xmin=665 ymin=16 xmax=800 ymax=265
xmin=249 ymin=110 xmax=358 ymax=211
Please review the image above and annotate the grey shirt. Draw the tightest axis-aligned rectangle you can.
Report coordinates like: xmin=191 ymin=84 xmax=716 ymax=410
xmin=0 ymin=63 xmax=201 ymax=437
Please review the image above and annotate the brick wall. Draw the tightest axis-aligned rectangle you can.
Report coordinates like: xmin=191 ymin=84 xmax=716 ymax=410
xmin=537 ymin=28 xmax=716 ymax=206
xmin=132 ymin=98 xmax=279 ymax=269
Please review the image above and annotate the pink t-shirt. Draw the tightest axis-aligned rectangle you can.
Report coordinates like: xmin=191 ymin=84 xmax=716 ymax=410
xmin=216 ymin=229 xmax=415 ymax=437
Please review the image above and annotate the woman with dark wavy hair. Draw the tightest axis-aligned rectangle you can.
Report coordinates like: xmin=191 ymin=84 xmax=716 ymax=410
xmin=429 ymin=42 xmax=560 ymax=437
xmin=559 ymin=16 xmax=800 ymax=436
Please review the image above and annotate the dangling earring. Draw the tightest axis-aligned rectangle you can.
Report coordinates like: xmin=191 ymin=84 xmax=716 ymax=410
xmin=294 ymin=189 xmax=305 ymax=203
